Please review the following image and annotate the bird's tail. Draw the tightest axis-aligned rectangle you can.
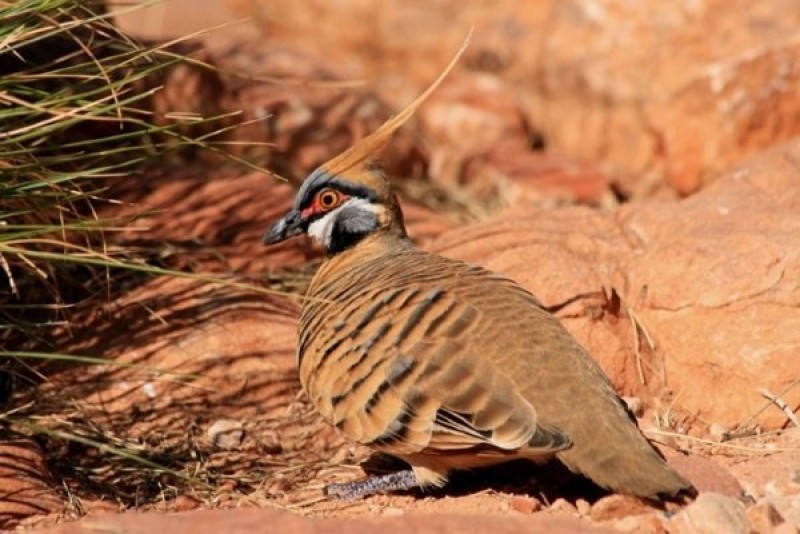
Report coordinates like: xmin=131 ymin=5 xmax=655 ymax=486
xmin=556 ymin=415 xmax=695 ymax=500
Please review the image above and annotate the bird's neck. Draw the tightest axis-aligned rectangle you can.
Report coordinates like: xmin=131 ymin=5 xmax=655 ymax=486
xmin=312 ymin=231 xmax=413 ymax=293
xmin=323 ymin=196 xmax=407 ymax=256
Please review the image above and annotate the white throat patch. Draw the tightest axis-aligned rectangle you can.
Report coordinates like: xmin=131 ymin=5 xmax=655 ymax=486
xmin=306 ymin=197 xmax=377 ymax=248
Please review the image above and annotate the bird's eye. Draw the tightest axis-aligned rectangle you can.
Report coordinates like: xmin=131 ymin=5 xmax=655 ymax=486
xmin=317 ymin=188 xmax=341 ymax=210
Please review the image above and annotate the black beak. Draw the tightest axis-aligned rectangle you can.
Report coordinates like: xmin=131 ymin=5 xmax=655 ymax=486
xmin=263 ymin=208 xmax=306 ymax=245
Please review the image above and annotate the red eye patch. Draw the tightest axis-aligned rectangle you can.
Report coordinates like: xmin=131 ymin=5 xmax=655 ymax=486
xmin=302 ymin=189 xmax=349 ymax=217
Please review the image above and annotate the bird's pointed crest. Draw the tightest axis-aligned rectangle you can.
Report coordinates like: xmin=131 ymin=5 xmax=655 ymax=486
xmin=320 ymin=30 xmax=473 ymax=182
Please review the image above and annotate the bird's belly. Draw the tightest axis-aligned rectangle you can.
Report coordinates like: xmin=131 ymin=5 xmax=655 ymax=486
xmin=403 ymin=447 xmax=556 ymax=475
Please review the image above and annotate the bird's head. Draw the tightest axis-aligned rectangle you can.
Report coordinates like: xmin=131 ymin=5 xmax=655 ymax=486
xmin=262 ymin=160 xmax=406 ymax=255
xmin=263 ymin=33 xmax=471 ymax=256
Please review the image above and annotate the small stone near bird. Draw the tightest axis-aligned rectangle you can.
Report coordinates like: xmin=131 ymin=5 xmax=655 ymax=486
xmin=142 ymin=382 xmax=157 ymax=399
xmin=575 ymin=498 xmax=591 ymax=516
xmin=708 ymin=422 xmax=729 ymax=441
xmin=510 ymin=495 xmax=542 ymax=514
xmin=590 ymin=494 xmax=652 ymax=522
xmin=381 ymin=506 xmax=406 ymax=517
xmin=207 ymin=419 xmax=245 ymax=450
xmin=548 ymin=498 xmax=579 ymax=517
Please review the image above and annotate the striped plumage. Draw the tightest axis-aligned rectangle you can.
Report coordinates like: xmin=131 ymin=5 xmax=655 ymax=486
xmin=300 ymin=239 xmax=571 ymax=465
xmin=262 ymin=36 xmax=694 ymax=500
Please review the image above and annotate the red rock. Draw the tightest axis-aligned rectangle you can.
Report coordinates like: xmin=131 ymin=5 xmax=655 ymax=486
xmin=669 ymin=492 xmax=750 ymax=534
xmin=589 ymin=495 xmax=652 ymax=522
xmin=757 ymin=497 xmax=800 ymax=531
xmin=428 ymin=138 xmax=800 ymax=429
xmin=478 ymin=146 xmax=615 ymax=207
xmin=118 ymin=0 xmax=800 ymax=196
xmin=510 ymin=495 xmax=542 ymax=514
xmin=548 ymin=498 xmax=580 ymax=517
xmin=726 ymin=447 xmax=800 ymax=498
xmin=398 ymin=201 xmax=459 ymax=246
xmin=33 ymin=507 xmax=613 ymax=534
xmin=408 ymin=65 xmax=615 ymax=207
xmin=663 ymin=454 xmax=743 ymax=499
xmin=529 ymin=1 xmax=800 ymax=195
xmin=421 ymin=72 xmax=530 ymax=169
xmin=773 ymin=522 xmax=800 ymax=534
xmin=114 ymin=2 xmax=617 ymax=209
xmin=0 ymin=429 xmax=63 ymax=529
xmin=173 ymin=495 xmax=204 ymax=512
xmin=225 ymin=0 xmax=540 ymax=88
xmin=221 ymin=0 xmax=800 ymax=196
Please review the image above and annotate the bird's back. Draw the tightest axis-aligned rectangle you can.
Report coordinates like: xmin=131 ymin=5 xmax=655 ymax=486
xmin=298 ymin=236 xmax=692 ymax=498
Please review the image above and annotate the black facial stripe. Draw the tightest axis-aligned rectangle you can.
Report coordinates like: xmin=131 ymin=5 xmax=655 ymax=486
xmin=328 ymin=221 xmax=370 ymax=254
xmin=329 ymin=180 xmax=379 ymax=202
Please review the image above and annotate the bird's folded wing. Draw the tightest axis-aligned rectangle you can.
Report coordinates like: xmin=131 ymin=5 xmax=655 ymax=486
xmin=430 ymin=406 xmax=570 ymax=454
xmin=319 ymin=282 xmax=570 ymax=456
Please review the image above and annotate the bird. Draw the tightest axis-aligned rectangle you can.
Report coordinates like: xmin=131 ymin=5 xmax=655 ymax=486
xmin=262 ymin=35 xmax=695 ymax=502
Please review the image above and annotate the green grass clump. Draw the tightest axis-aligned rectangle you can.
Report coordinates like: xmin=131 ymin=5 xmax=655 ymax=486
xmin=0 ymin=0 xmax=234 ymax=398
xmin=0 ymin=1 xmax=229 ymax=517
xmin=0 ymin=2 xmax=302 ymax=518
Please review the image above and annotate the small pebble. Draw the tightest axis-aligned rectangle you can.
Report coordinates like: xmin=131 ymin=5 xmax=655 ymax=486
xmin=381 ymin=506 xmax=405 ymax=517
xmin=174 ymin=494 xmax=203 ymax=512
xmin=575 ymin=498 xmax=591 ymax=516
xmin=590 ymin=494 xmax=651 ymax=521
xmin=708 ymin=422 xmax=729 ymax=441
xmin=510 ymin=495 xmax=542 ymax=514
xmin=142 ymin=382 xmax=157 ymax=399
xmin=549 ymin=497 xmax=579 ymax=516
xmin=207 ymin=418 xmax=245 ymax=450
